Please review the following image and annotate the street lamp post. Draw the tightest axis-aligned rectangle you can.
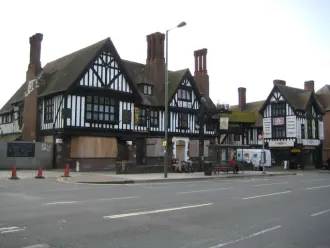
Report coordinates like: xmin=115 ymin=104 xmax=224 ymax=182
xmin=164 ymin=21 xmax=187 ymax=178
xmin=199 ymin=95 xmax=206 ymax=171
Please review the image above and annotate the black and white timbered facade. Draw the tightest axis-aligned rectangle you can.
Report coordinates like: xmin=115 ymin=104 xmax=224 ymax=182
xmin=221 ymin=80 xmax=324 ymax=167
xmin=0 ymin=32 xmax=218 ymax=170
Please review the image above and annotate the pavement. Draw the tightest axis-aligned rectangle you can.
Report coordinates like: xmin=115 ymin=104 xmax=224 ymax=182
xmin=0 ymin=169 xmax=298 ymax=184
xmin=63 ymin=170 xmax=298 ymax=184
xmin=1 ymin=172 xmax=330 ymax=247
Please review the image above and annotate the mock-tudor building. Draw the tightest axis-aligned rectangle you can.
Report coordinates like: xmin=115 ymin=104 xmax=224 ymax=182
xmin=222 ymin=80 xmax=325 ymax=168
xmin=0 ymin=32 xmax=220 ymax=170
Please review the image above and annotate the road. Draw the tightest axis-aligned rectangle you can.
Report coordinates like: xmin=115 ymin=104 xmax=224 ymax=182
xmin=0 ymin=172 xmax=330 ymax=248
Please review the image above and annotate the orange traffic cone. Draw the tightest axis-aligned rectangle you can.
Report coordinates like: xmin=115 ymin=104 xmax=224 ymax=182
xmin=62 ymin=164 xmax=70 ymax=177
xmin=35 ymin=166 xmax=45 ymax=179
xmin=9 ymin=166 xmax=19 ymax=180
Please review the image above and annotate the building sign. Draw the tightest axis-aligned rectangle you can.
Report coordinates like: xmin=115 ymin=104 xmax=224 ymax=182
xmin=268 ymin=140 xmax=294 ymax=147
xmin=263 ymin=118 xmax=272 ymax=138
xmin=7 ymin=142 xmax=35 ymax=157
xmin=296 ymin=120 xmax=302 ymax=139
xmin=286 ymin=116 xmax=296 ymax=138
xmin=318 ymin=122 xmax=324 ymax=140
xmin=134 ymin=107 xmax=140 ymax=125
xmin=219 ymin=117 xmax=229 ymax=130
xmin=302 ymin=139 xmax=320 ymax=146
xmin=273 ymin=117 xmax=285 ymax=126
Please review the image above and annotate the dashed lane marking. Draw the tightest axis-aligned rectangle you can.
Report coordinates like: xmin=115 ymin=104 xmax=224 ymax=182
xmin=103 ymin=203 xmax=213 ymax=219
xmin=208 ymin=225 xmax=282 ymax=247
xmin=0 ymin=226 xmax=26 ymax=234
xmin=22 ymin=244 xmax=51 ymax=248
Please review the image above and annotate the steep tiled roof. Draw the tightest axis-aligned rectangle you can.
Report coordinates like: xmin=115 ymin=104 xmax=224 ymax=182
xmin=0 ymin=83 xmax=25 ymax=114
xmin=316 ymin=85 xmax=330 ymax=111
xmin=230 ymin=100 xmax=264 ymax=126
xmin=275 ymin=84 xmax=311 ymax=110
xmin=1 ymin=36 xmax=216 ymax=113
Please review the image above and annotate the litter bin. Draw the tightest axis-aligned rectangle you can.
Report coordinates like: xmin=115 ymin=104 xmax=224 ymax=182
xmin=204 ymin=161 xmax=212 ymax=176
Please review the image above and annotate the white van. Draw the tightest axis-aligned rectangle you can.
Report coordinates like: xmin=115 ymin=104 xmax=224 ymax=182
xmin=236 ymin=149 xmax=272 ymax=171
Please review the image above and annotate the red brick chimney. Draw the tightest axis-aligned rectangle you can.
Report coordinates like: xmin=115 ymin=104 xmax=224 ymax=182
xmin=146 ymin=32 xmax=165 ymax=99
xmin=238 ymin=87 xmax=246 ymax=111
xmin=22 ymin=33 xmax=43 ymax=141
xmin=304 ymin=80 xmax=314 ymax=92
xmin=194 ymin=48 xmax=209 ymax=98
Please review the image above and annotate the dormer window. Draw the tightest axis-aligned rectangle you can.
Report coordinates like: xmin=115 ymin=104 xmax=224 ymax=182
xmin=143 ymin=85 xmax=153 ymax=95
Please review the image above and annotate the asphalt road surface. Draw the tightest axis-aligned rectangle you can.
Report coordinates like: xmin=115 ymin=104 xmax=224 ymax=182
xmin=1 ymin=172 xmax=330 ymax=248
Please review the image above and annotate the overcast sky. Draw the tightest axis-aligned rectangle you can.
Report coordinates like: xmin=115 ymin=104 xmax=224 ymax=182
xmin=1 ymin=0 xmax=329 ymax=108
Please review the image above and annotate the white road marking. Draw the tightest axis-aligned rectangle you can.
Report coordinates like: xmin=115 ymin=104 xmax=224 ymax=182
xmin=143 ymin=186 xmax=171 ymax=189
xmin=22 ymin=244 xmax=51 ymax=248
xmin=0 ymin=226 xmax=26 ymax=234
xmin=43 ymin=196 xmax=139 ymax=206
xmin=299 ymin=179 xmax=325 ymax=183
xmin=252 ymin=182 xmax=288 ymax=187
xmin=208 ymin=225 xmax=282 ymax=248
xmin=103 ymin=203 xmax=213 ymax=219
xmin=242 ymin=191 xmax=291 ymax=200
xmin=311 ymin=208 xmax=330 ymax=217
xmin=176 ymin=188 xmax=231 ymax=194
xmin=43 ymin=201 xmax=77 ymax=206
xmin=305 ymin=185 xmax=330 ymax=190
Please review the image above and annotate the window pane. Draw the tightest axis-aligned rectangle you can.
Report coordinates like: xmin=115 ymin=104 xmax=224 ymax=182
xmin=99 ymin=113 xmax=104 ymax=120
xmin=110 ymin=114 xmax=115 ymax=121
xmin=93 ymin=104 xmax=99 ymax=111
xmin=86 ymin=104 xmax=92 ymax=111
xmin=110 ymin=106 xmax=115 ymax=113
xmin=105 ymin=98 xmax=110 ymax=104
xmin=105 ymin=106 xmax=109 ymax=112
xmin=99 ymin=97 xmax=105 ymax=104
xmin=93 ymin=113 xmax=98 ymax=120
xmin=148 ymin=86 xmax=152 ymax=94
xmin=99 ymin=105 xmax=104 ymax=112
xmin=93 ymin=96 xmax=98 ymax=103
xmin=104 ymin=114 xmax=109 ymax=121
xmin=86 ymin=112 xmax=92 ymax=120
xmin=110 ymin=98 xmax=116 ymax=105
xmin=86 ymin=96 xmax=92 ymax=103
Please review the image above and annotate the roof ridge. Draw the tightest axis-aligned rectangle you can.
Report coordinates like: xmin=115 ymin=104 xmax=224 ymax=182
xmin=43 ymin=38 xmax=109 ymax=71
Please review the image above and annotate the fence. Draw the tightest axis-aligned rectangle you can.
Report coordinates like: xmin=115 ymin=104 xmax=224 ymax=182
xmin=0 ymin=141 xmax=53 ymax=169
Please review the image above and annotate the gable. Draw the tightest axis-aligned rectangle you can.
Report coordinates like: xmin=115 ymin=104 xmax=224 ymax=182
xmin=170 ymin=77 xmax=200 ymax=109
xmin=77 ymin=50 xmax=133 ymax=93
xmin=269 ymin=91 xmax=284 ymax=102
xmin=259 ymin=86 xmax=296 ymax=115
xmin=306 ymin=95 xmax=323 ymax=117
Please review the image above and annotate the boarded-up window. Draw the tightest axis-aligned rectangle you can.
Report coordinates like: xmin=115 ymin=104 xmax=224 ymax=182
xmin=70 ymin=136 xmax=118 ymax=158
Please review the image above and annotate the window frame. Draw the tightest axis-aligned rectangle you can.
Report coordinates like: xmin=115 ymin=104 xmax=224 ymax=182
xmin=272 ymin=126 xmax=286 ymax=139
xmin=178 ymin=112 xmax=189 ymax=129
xmin=271 ymin=102 xmax=286 ymax=117
xmin=177 ymin=88 xmax=192 ymax=101
xmin=150 ymin=110 xmax=159 ymax=127
xmin=138 ymin=109 xmax=147 ymax=126
xmin=85 ymin=96 xmax=119 ymax=123
xmin=44 ymin=98 xmax=54 ymax=124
